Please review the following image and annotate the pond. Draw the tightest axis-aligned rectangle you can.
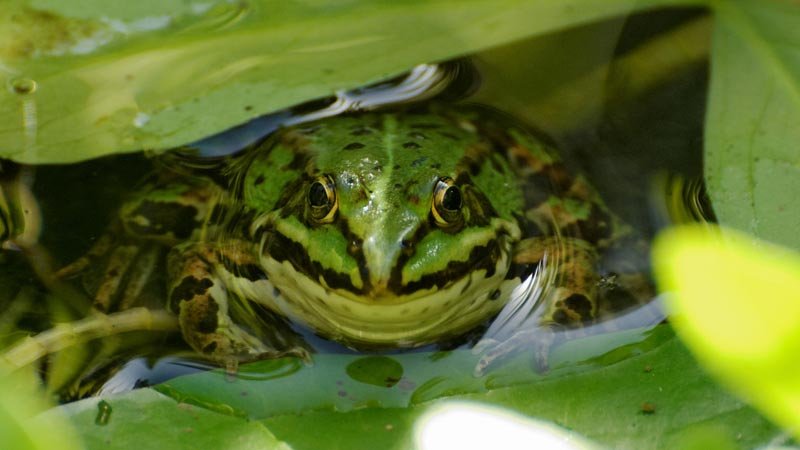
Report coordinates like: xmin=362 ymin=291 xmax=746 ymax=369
xmin=0 ymin=3 xmax=795 ymax=450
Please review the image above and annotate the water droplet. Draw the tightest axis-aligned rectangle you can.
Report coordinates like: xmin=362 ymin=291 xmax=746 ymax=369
xmin=8 ymin=78 xmax=37 ymax=95
xmin=133 ymin=112 xmax=150 ymax=128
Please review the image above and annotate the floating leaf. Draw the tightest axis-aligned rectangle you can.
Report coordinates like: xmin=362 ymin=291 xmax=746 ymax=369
xmin=1 ymin=0 xmax=701 ymax=163
xmin=39 ymin=389 xmax=288 ymax=450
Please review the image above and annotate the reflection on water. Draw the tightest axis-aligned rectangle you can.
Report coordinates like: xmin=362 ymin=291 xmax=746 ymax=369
xmin=0 ymin=21 xmax=710 ymax=400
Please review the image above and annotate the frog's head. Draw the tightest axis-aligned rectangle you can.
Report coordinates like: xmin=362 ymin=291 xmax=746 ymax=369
xmin=242 ymin=112 xmax=524 ymax=345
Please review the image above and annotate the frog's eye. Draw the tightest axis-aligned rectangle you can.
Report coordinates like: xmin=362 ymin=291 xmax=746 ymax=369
xmin=308 ymin=175 xmax=338 ymax=223
xmin=431 ymin=177 xmax=463 ymax=227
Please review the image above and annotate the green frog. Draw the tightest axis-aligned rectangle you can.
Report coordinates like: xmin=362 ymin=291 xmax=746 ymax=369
xmin=59 ymin=106 xmax=652 ymax=373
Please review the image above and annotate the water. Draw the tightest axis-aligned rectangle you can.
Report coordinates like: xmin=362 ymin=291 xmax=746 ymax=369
xmin=0 ymin=9 xmax=712 ymax=400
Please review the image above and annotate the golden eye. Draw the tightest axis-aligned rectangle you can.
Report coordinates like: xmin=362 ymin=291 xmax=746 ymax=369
xmin=308 ymin=175 xmax=337 ymax=223
xmin=431 ymin=177 xmax=463 ymax=227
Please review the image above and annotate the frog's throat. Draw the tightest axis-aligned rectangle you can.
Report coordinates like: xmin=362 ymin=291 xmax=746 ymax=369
xmin=255 ymin=236 xmax=515 ymax=346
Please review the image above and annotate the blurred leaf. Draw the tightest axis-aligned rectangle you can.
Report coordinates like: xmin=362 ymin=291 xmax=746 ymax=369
xmin=0 ymin=368 xmax=83 ymax=450
xmin=704 ymin=0 xmax=800 ymax=250
xmin=473 ymin=14 xmax=710 ymax=139
xmin=40 ymin=388 xmax=289 ymax=450
xmin=1 ymin=0 xmax=701 ymax=163
xmin=653 ymin=225 xmax=800 ymax=441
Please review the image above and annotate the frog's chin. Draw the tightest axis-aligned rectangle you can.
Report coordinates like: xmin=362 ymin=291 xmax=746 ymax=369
xmin=255 ymin=246 xmax=515 ymax=347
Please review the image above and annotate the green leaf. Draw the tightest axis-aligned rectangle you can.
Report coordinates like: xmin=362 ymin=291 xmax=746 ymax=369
xmin=0 ymin=369 xmax=83 ymax=450
xmin=259 ymin=328 xmax=778 ymax=450
xmin=154 ymin=325 xmax=662 ymax=419
xmin=1 ymin=0 xmax=701 ymax=164
xmin=704 ymin=0 xmax=800 ymax=250
xmin=653 ymin=225 xmax=800 ymax=441
xmin=57 ymin=325 xmax=782 ymax=450
xmin=40 ymin=389 xmax=289 ymax=450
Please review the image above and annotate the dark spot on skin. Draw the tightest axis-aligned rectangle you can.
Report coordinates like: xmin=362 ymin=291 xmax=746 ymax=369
xmin=350 ymin=127 xmax=372 ymax=136
xmin=125 ymin=200 xmax=200 ymax=240
xmin=244 ymin=105 xmax=253 ymax=111
xmin=403 ymin=142 xmax=421 ymax=149
xmin=553 ymin=309 xmax=569 ymax=325
xmin=411 ymin=157 xmax=427 ymax=167
xmin=169 ymin=276 xmax=214 ymax=312
xmin=108 ymin=268 xmax=119 ymax=277
xmin=522 ymin=171 xmax=554 ymax=207
xmin=563 ymin=294 xmax=592 ymax=320
xmin=489 ymin=289 xmax=501 ymax=300
xmin=576 ymin=204 xmax=614 ymax=244
xmin=438 ymin=131 xmax=460 ymax=140
xmin=344 ymin=142 xmax=365 ymax=150
xmin=202 ymin=342 xmax=218 ymax=354
xmin=394 ymin=183 xmax=402 ymax=189
xmin=408 ymin=195 xmax=419 ymax=205
xmin=410 ymin=123 xmax=440 ymax=129
xmin=254 ymin=175 xmax=265 ymax=185
xmin=196 ymin=299 xmax=220 ymax=333
xmin=600 ymin=286 xmax=638 ymax=311
xmin=393 ymin=164 xmax=401 ymax=170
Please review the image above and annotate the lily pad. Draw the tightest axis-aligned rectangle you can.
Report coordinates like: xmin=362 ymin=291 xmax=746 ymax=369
xmin=39 ymin=389 xmax=288 ymax=450
xmin=50 ymin=324 xmax=782 ymax=450
xmin=1 ymin=0 xmax=699 ymax=164
xmin=704 ymin=0 xmax=800 ymax=250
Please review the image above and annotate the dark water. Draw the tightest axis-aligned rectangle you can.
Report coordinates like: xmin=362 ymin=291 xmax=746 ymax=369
xmin=0 ymin=8 xmax=713 ymax=400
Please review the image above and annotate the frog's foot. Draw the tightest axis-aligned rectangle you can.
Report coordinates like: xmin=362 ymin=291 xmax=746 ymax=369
xmin=55 ymin=234 xmax=115 ymax=280
xmin=473 ymin=325 xmax=557 ymax=377
xmin=57 ymin=231 xmax=165 ymax=312
xmin=169 ymin=242 xmax=311 ymax=367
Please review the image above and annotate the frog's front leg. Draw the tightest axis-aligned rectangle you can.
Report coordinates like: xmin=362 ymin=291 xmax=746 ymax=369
xmin=475 ymin=237 xmax=600 ymax=375
xmin=167 ymin=241 xmax=310 ymax=368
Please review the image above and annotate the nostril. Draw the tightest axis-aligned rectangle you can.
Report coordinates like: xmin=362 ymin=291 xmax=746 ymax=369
xmin=348 ymin=239 xmax=362 ymax=256
xmin=400 ymin=239 xmax=414 ymax=255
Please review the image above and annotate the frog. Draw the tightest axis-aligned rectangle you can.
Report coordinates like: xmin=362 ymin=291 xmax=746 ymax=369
xmin=58 ymin=105 xmax=653 ymax=374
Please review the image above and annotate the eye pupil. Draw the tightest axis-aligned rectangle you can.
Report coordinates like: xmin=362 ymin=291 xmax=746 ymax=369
xmin=309 ymin=182 xmax=329 ymax=207
xmin=442 ymin=186 xmax=462 ymax=211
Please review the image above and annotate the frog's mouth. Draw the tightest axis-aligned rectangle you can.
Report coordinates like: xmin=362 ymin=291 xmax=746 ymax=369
xmin=256 ymin=231 xmax=518 ymax=346
xmin=260 ymin=229 xmax=511 ymax=300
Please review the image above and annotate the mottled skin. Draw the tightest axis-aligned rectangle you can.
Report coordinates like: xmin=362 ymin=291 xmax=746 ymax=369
xmin=59 ymin=107 xmax=651 ymax=371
